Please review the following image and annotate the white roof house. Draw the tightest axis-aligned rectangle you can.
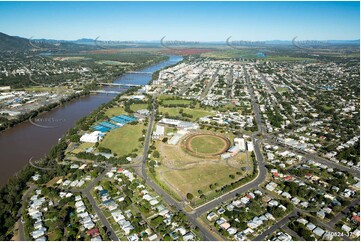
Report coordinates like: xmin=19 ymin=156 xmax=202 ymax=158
xmin=247 ymin=141 xmax=254 ymax=151
xmin=153 ymin=125 xmax=165 ymax=139
xmin=234 ymin=138 xmax=246 ymax=151
xmin=80 ymin=131 xmax=104 ymax=143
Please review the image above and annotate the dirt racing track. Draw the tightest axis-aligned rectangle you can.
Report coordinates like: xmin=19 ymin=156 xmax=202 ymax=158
xmin=183 ymin=133 xmax=231 ymax=157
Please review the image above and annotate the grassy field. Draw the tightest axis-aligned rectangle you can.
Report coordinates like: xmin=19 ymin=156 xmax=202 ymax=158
xmin=18 ymin=86 xmax=69 ymax=92
xmin=188 ymin=135 xmax=227 ymax=154
xmin=101 ymin=124 xmax=144 ymax=156
xmin=159 ymin=107 xmax=213 ymax=121
xmin=162 ymin=99 xmax=192 ymax=105
xmin=104 ymin=106 xmax=126 ymax=117
xmin=201 ymin=49 xmax=257 ymax=59
xmin=96 ymin=60 xmax=134 ymax=66
xmin=130 ymin=103 xmax=148 ymax=111
xmin=71 ymin=142 xmax=94 ymax=154
xmin=276 ymin=87 xmax=289 ymax=93
xmin=153 ymin=134 xmax=251 ymax=204
xmin=158 ymin=94 xmax=178 ymax=100
xmin=201 ymin=50 xmax=314 ymax=62
xmin=160 ymin=157 xmax=249 ymax=201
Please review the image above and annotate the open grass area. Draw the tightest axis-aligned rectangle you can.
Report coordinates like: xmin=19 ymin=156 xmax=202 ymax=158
xmin=159 ymin=107 xmax=213 ymax=121
xmin=18 ymin=86 xmax=69 ymax=92
xmin=130 ymin=103 xmax=148 ymax=111
xmin=160 ymin=159 xmax=248 ymax=201
xmin=188 ymin=134 xmax=228 ymax=155
xmin=276 ymin=87 xmax=289 ymax=93
xmin=321 ymin=105 xmax=334 ymax=111
xmin=265 ymin=56 xmax=315 ymax=62
xmin=96 ymin=60 xmax=134 ymax=66
xmin=100 ymin=124 xmax=144 ymax=156
xmin=153 ymin=132 xmax=252 ymax=204
xmin=161 ymin=99 xmax=193 ymax=105
xmin=201 ymin=49 xmax=257 ymax=59
xmin=158 ymin=94 xmax=176 ymax=100
xmin=104 ymin=106 xmax=126 ymax=117
xmin=71 ymin=142 xmax=94 ymax=154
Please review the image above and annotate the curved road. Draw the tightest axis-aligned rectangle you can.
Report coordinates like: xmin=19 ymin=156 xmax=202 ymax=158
xmin=136 ymin=97 xmax=269 ymax=241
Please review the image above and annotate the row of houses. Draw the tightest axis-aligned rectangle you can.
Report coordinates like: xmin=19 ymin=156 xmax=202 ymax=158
xmin=206 ymin=190 xmax=281 ymax=240
xmin=27 ymin=190 xmax=48 ymax=241
xmin=296 ymin=218 xmax=334 ymax=240
xmin=199 ymin=112 xmax=254 ymax=129
xmin=96 ymin=167 xmax=198 ymax=241
xmin=74 ymin=195 xmax=101 ymax=240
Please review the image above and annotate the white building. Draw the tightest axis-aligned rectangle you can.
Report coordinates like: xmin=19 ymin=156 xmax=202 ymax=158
xmin=80 ymin=131 xmax=104 ymax=143
xmin=234 ymin=138 xmax=246 ymax=151
xmin=247 ymin=141 xmax=254 ymax=151
xmin=152 ymin=125 xmax=165 ymax=140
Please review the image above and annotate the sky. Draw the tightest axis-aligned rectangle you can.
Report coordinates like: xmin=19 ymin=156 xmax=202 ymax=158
xmin=0 ymin=1 xmax=359 ymax=41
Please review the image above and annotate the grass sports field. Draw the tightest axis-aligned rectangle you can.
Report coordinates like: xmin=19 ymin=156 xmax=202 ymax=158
xmin=101 ymin=123 xmax=144 ymax=156
xmin=130 ymin=103 xmax=148 ymax=111
xmin=162 ymin=99 xmax=192 ymax=105
xmin=162 ymin=161 xmax=242 ymax=195
xmin=157 ymin=152 xmax=251 ymax=204
xmin=104 ymin=106 xmax=126 ymax=117
xmin=186 ymin=134 xmax=229 ymax=155
xmin=159 ymin=107 xmax=213 ymax=121
xmin=153 ymin=131 xmax=252 ymax=204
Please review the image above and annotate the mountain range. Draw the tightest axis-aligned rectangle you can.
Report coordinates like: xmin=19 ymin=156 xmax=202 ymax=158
xmin=0 ymin=32 xmax=359 ymax=51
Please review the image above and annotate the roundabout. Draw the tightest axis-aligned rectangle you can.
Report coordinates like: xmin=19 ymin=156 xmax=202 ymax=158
xmin=184 ymin=133 xmax=231 ymax=157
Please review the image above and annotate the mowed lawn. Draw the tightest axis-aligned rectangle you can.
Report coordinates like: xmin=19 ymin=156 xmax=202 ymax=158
xmin=159 ymin=107 xmax=213 ymax=121
xmin=101 ymin=124 xmax=144 ymax=156
xmin=162 ymin=99 xmax=192 ymax=105
xmin=71 ymin=142 xmax=94 ymax=154
xmin=130 ymin=103 xmax=148 ymax=111
xmin=276 ymin=87 xmax=289 ymax=93
xmin=189 ymin=135 xmax=226 ymax=154
xmin=104 ymin=106 xmax=126 ymax=117
xmin=162 ymin=162 xmax=243 ymax=198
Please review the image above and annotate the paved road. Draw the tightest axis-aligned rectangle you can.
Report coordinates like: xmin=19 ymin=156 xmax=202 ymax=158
xmin=282 ymin=225 xmax=305 ymax=241
xmin=84 ymin=190 xmax=118 ymax=241
xmin=243 ymin=65 xmax=264 ymax=134
xmin=328 ymin=199 xmax=360 ymax=227
xmin=82 ymin=166 xmax=119 ymax=241
xmin=133 ymin=68 xmax=359 ymax=242
xmin=264 ymin=135 xmax=359 ymax=177
xmin=137 ymin=99 xmax=219 ymax=241
xmin=253 ymin=211 xmax=297 ymax=241
xmin=201 ymin=67 xmax=219 ymax=98
xmin=193 ymin=135 xmax=267 ymax=216
xmin=17 ymin=184 xmax=37 ymax=241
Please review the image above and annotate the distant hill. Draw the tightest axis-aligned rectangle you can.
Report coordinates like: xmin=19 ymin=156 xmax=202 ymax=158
xmin=0 ymin=32 xmax=98 ymax=51
xmin=0 ymin=32 xmax=359 ymax=51
xmin=0 ymin=32 xmax=31 ymax=50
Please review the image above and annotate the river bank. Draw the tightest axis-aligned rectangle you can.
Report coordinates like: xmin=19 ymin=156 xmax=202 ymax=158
xmin=0 ymin=55 xmax=170 ymax=134
xmin=0 ymin=55 xmax=182 ymax=186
